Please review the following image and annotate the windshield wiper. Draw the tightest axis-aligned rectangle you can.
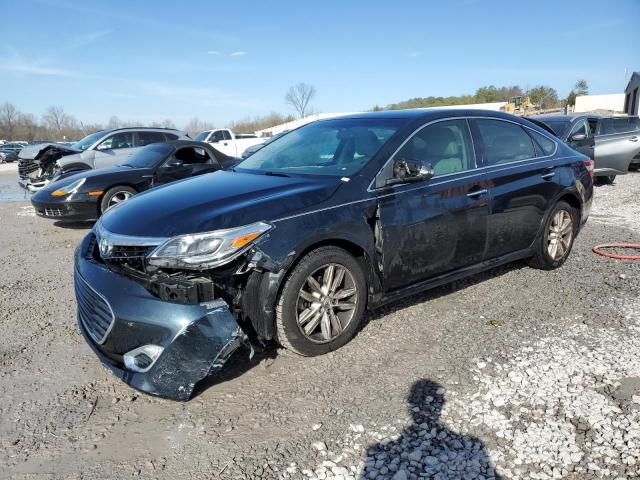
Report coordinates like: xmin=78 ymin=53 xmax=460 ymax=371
xmin=264 ymin=171 xmax=291 ymax=178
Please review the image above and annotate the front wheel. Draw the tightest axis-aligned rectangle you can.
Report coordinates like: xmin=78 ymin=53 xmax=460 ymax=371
xmin=275 ymin=246 xmax=367 ymax=356
xmin=529 ymin=200 xmax=577 ymax=270
xmin=100 ymin=186 xmax=137 ymax=214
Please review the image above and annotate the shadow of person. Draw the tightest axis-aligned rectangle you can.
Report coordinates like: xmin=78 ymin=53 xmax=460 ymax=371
xmin=360 ymin=379 xmax=501 ymax=480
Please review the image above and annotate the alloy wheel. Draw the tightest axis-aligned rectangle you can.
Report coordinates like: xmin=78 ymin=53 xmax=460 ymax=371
xmin=296 ymin=263 xmax=358 ymax=343
xmin=107 ymin=191 xmax=133 ymax=209
xmin=547 ymin=210 xmax=573 ymax=261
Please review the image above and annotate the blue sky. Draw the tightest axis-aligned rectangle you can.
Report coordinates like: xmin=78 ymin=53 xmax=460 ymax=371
xmin=1 ymin=0 xmax=638 ymax=128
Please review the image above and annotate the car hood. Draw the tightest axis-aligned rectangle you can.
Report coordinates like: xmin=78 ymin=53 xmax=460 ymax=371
xmin=100 ymin=170 xmax=343 ymax=237
xmin=18 ymin=143 xmax=82 ymax=161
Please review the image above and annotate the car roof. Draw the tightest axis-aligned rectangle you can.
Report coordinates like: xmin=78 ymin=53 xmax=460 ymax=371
xmin=321 ymin=108 xmax=535 ymax=122
xmin=105 ymin=127 xmax=184 ymax=133
xmin=529 ymin=114 xmax=599 ymax=122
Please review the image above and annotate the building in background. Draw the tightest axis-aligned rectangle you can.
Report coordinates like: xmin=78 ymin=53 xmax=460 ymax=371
xmin=624 ymin=72 xmax=639 ymax=115
xmin=574 ymin=93 xmax=625 ymax=113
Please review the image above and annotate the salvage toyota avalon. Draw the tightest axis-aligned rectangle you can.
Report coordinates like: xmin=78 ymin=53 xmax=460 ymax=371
xmin=75 ymin=109 xmax=593 ymax=400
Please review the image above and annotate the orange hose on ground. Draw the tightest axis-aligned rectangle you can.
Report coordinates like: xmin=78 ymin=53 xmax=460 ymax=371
xmin=592 ymin=243 xmax=640 ymax=260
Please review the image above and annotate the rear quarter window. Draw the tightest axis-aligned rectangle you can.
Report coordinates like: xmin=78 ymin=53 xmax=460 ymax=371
xmin=528 ymin=130 xmax=557 ymax=156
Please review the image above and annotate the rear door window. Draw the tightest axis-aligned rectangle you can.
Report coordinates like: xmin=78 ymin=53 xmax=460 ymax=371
xmin=472 ymin=119 xmax=536 ymax=166
xmin=394 ymin=119 xmax=475 ymax=177
xmin=601 ymin=117 xmax=637 ymax=134
xmin=136 ymin=131 xmax=166 ymax=147
xmin=163 ymin=132 xmax=179 ymax=141
xmin=222 ymin=131 xmax=232 ymax=141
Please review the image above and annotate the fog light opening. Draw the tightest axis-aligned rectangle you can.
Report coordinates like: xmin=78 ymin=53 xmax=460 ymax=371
xmin=123 ymin=344 xmax=164 ymax=373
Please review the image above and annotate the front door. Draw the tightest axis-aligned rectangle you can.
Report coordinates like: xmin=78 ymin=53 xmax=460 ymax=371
xmin=376 ymin=119 xmax=490 ymax=291
xmin=93 ymin=131 xmax=136 ymax=169
xmin=566 ymin=119 xmax=595 ymax=159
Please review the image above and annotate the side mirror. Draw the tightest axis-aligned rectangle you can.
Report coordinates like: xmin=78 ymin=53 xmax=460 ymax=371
xmin=386 ymin=158 xmax=434 ymax=186
xmin=164 ymin=157 xmax=183 ymax=169
xmin=96 ymin=143 xmax=110 ymax=151
xmin=569 ymin=133 xmax=586 ymax=142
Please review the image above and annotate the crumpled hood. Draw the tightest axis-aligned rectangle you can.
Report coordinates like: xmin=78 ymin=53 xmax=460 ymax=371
xmin=18 ymin=143 xmax=82 ymax=161
xmin=100 ymin=170 xmax=342 ymax=237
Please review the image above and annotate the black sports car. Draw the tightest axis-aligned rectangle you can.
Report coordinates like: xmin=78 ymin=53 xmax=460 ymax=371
xmin=31 ymin=141 xmax=236 ymax=221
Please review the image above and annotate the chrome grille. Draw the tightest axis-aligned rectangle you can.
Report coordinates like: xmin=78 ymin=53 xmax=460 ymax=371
xmin=18 ymin=160 xmax=39 ymax=179
xmin=75 ymin=271 xmax=115 ymax=344
xmin=109 ymin=245 xmax=154 ymax=259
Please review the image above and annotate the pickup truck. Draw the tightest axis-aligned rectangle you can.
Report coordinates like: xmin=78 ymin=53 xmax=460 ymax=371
xmin=193 ymin=129 xmax=264 ymax=157
xmin=529 ymin=114 xmax=640 ymax=184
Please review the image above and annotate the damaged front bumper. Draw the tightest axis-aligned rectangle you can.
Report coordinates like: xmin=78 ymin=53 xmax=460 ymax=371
xmin=74 ymin=234 xmax=246 ymax=400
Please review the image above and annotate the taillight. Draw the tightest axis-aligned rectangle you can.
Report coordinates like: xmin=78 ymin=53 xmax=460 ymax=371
xmin=583 ymin=159 xmax=594 ymax=179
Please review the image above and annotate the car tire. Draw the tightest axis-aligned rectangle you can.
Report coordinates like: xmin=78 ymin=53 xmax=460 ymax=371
xmin=100 ymin=186 xmax=137 ymax=213
xmin=595 ymin=175 xmax=616 ymax=185
xmin=529 ymin=200 xmax=577 ymax=270
xmin=275 ymin=246 xmax=367 ymax=356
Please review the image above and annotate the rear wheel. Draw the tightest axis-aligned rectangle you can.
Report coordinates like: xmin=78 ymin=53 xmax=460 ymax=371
xmin=100 ymin=186 xmax=137 ymax=213
xmin=276 ymin=246 xmax=367 ymax=356
xmin=529 ymin=200 xmax=577 ymax=270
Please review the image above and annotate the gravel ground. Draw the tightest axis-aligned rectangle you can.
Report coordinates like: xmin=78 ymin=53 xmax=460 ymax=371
xmin=0 ymin=171 xmax=639 ymax=480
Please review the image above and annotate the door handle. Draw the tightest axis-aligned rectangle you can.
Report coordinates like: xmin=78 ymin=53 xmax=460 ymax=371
xmin=466 ymin=188 xmax=488 ymax=198
xmin=541 ymin=171 xmax=556 ymax=180
xmin=630 ymin=136 xmax=638 ymax=142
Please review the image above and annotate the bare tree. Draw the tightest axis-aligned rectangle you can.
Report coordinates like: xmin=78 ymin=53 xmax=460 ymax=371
xmin=184 ymin=117 xmax=216 ymax=137
xmin=107 ymin=116 xmax=121 ymax=129
xmin=42 ymin=105 xmax=75 ymax=139
xmin=285 ymin=83 xmax=316 ymax=118
xmin=0 ymin=102 xmax=20 ymax=139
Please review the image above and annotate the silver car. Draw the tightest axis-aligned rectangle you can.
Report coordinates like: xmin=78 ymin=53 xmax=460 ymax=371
xmin=18 ymin=128 xmax=189 ymax=191
xmin=530 ymin=114 xmax=640 ymax=184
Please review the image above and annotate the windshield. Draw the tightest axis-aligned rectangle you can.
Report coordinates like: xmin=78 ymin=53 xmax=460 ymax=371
xmin=71 ymin=130 xmax=107 ymax=151
xmin=235 ymin=118 xmax=404 ymax=177
xmin=193 ymin=131 xmax=210 ymax=141
xmin=120 ymin=143 xmax=173 ymax=168
xmin=541 ymin=121 xmax=570 ymax=137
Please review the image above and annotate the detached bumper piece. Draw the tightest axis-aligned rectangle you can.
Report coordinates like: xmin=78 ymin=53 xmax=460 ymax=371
xmin=75 ymin=234 xmax=246 ymax=400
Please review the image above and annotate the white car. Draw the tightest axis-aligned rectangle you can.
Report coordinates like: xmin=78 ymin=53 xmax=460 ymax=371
xmin=193 ymin=129 xmax=263 ymax=157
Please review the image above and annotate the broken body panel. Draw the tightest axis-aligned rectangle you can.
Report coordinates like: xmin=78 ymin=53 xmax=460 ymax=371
xmin=18 ymin=143 xmax=83 ymax=191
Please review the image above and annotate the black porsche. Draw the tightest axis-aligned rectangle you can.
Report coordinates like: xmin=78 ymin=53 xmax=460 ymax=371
xmin=31 ymin=141 xmax=236 ymax=221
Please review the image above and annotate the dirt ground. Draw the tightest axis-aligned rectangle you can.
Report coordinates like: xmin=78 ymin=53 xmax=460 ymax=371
xmin=1 ymin=164 xmax=639 ymax=479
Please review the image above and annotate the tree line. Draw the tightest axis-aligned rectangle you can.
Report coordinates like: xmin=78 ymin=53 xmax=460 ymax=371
xmin=374 ymin=80 xmax=588 ymax=111
xmin=0 ymin=80 xmax=588 ymax=142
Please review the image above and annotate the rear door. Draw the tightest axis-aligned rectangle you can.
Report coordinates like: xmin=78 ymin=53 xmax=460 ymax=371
xmin=377 ymin=118 xmax=490 ymax=291
xmin=470 ymin=118 xmax=562 ymax=259
xmin=594 ymin=118 xmax=640 ymax=174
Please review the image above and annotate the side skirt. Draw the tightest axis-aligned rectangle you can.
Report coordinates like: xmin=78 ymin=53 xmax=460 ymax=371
xmin=369 ymin=248 xmax=533 ymax=309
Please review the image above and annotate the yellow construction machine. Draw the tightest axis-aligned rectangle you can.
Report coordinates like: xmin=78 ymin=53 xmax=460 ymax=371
xmin=503 ymin=96 xmax=534 ymax=114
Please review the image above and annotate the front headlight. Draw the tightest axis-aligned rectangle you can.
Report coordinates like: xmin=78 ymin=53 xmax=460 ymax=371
xmin=51 ymin=178 xmax=86 ymax=197
xmin=147 ymin=221 xmax=272 ymax=269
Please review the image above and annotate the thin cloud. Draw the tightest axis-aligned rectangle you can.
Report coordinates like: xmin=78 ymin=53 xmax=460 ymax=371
xmin=138 ymin=80 xmax=257 ymax=108
xmin=67 ymin=30 xmax=110 ymax=49
xmin=230 ymin=51 xmax=247 ymax=57
xmin=406 ymin=51 xmax=422 ymax=58
xmin=206 ymin=50 xmax=221 ymax=55
xmin=0 ymin=59 xmax=79 ymax=77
